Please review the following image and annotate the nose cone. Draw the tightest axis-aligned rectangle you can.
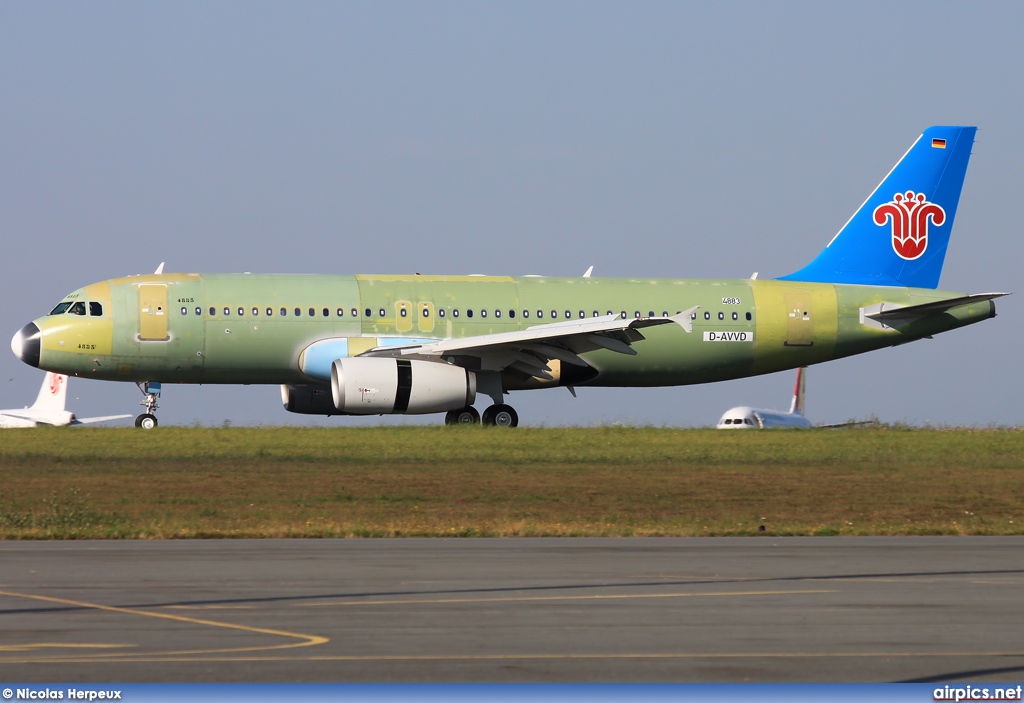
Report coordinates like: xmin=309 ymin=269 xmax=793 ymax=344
xmin=11 ymin=322 xmax=41 ymax=367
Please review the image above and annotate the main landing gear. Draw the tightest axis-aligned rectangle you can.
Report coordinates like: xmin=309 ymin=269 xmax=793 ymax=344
xmin=444 ymin=404 xmax=519 ymax=427
xmin=135 ymin=381 xmax=161 ymax=429
xmin=482 ymin=404 xmax=518 ymax=427
xmin=444 ymin=406 xmax=480 ymax=425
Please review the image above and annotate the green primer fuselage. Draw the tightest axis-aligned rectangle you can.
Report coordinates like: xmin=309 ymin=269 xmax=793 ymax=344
xmin=31 ymin=273 xmax=994 ymax=390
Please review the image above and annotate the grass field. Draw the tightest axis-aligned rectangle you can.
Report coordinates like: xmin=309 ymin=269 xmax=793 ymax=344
xmin=0 ymin=426 xmax=1022 ymax=539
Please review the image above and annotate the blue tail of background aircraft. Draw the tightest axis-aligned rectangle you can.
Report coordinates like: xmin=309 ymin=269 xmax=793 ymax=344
xmin=779 ymin=125 xmax=976 ymax=289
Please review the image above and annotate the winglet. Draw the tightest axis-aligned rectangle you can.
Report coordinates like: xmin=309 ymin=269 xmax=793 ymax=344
xmin=154 ymin=262 xmax=165 ymax=274
xmin=668 ymin=306 xmax=701 ymax=334
xmin=582 ymin=266 xmax=594 ymax=278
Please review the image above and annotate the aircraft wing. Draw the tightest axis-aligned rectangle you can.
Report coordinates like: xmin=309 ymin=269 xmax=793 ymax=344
xmin=72 ymin=414 xmax=133 ymax=425
xmin=361 ymin=308 xmax=700 ymax=379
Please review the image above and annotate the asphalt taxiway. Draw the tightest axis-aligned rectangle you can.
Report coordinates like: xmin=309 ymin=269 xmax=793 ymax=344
xmin=1 ymin=537 xmax=1022 ymax=682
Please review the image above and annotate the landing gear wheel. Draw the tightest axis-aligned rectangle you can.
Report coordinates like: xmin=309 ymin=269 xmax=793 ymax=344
xmin=134 ymin=381 xmax=162 ymax=429
xmin=481 ymin=404 xmax=518 ymax=428
xmin=445 ymin=407 xmax=480 ymax=425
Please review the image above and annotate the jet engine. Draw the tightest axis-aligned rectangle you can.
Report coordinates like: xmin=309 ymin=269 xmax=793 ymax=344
xmin=280 ymin=383 xmax=336 ymax=415
xmin=331 ymin=357 xmax=476 ymax=414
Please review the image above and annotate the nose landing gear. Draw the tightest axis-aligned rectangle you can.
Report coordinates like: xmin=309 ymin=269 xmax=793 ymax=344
xmin=135 ymin=381 xmax=161 ymax=429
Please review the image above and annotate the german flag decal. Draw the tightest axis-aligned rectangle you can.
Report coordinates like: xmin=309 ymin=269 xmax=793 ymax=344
xmin=932 ymin=138 xmax=947 ymax=148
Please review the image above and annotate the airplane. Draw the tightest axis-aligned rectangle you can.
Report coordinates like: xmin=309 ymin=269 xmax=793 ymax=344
xmin=9 ymin=126 xmax=1008 ymax=429
xmin=0 ymin=371 xmax=131 ymax=428
xmin=716 ymin=367 xmax=812 ymax=429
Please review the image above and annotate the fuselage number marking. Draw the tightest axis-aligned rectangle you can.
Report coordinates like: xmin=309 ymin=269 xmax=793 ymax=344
xmin=722 ymin=297 xmax=742 ymax=305
xmin=703 ymin=331 xmax=754 ymax=342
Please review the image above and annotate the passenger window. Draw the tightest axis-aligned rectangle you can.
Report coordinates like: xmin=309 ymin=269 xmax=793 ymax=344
xmin=400 ymin=308 xmax=408 ymax=318
xmin=351 ymin=308 xmax=358 ymax=317
xmin=295 ymin=307 xmax=302 ymax=317
xmin=746 ymin=312 xmax=752 ymax=321
xmin=337 ymin=308 xmax=344 ymax=317
xmin=237 ymin=307 xmax=244 ymax=316
xmin=49 ymin=302 xmax=73 ymax=315
xmin=364 ymin=308 xmax=371 ymax=317
xmin=252 ymin=307 xmax=259 ymax=316
xmin=423 ymin=308 xmax=430 ymax=318
xmin=267 ymin=308 xmax=274 ymax=317
xmin=732 ymin=312 xmax=738 ymax=321
xmin=551 ymin=310 xmax=557 ymax=319
xmin=310 ymin=308 xmax=316 ymax=317
xmin=323 ymin=308 xmax=329 ymax=317
xmin=704 ymin=311 xmax=711 ymax=320
xmin=579 ymin=311 xmax=585 ymax=319
xmin=453 ymin=309 xmax=460 ymax=318
xmin=662 ymin=311 xmax=668 ymax=317
xmin=378 ymin=308 xmax=385 ymax=317
xmin=224 ymin=307 xmax=231 ymax=316
xmin=691 ymin=312 xmax=697 ymax=320
xmin=195 ymin=307 xmax=202 ymax=316
xmin=509 ymin=310 xmax=516 ymax=319
xmin=718 ymin=312 xmax=724 ymax=321
xmin=565 ymin=311 xmax=571 ymax=319
xmin=467 ymin=309 xmax=474 ymax=318
xmin=280 ymin=308 xmax=287 ymax=316
xmin=523 ymin=310 xmax=530 ymax=318
xmin=648 ymin=311 xmax=655 ymax=317
xmin=620 ymin=311 xmax=626 ymax=319
xmin=634 ymin=311 xmax=641 ymax=318
xmin=481 ymin=309 xmax=487 ymax=318
xmin=494 ymin=309 xmax=500 ymax=318
xmin=70 ymin=302 xmax=86 ymax=315
xmin=89 ymin=302 xmax=103 ymax=316
xmin=438 ymin=308 xmax=446 ymax=318
xmin=593 ymin=311 xmax=599 ymax=317
xmin=180 ymin=307 xmax=188 ymax=315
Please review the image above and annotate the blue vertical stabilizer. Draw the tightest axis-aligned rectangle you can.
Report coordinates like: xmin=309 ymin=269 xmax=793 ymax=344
xmin=778 ymin=126 xmax=976 ymax=289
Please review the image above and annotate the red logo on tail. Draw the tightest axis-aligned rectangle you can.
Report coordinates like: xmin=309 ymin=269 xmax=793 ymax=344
xmin=49 ymin=374 xmax=64 ymax=396
xmin=873 ymin=191 xmax=945 ymax=261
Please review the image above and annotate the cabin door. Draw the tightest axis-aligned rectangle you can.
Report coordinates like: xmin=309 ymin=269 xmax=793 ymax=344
xmin=783 ymin=289 xmax=813 ymax=347
xmin=138 ymin=284 xmax=170 ymax=341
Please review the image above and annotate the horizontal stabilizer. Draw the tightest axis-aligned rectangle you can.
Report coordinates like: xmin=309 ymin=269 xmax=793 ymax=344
xmin=72 ymin=414 xmax=133 ymax=425
xmin=863 ymin=292 xmax=1008 ymax=330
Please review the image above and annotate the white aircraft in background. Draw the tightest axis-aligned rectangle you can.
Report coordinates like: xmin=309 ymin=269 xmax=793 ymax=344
xmin=716 ymin=367 xmax=812 ymax=429
xmin=0 ymin=372 xmax=131 ymax=428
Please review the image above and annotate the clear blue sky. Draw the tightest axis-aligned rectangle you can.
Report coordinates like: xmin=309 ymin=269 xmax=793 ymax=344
xmin=1 ymin=1 xmax=1020 ymax=427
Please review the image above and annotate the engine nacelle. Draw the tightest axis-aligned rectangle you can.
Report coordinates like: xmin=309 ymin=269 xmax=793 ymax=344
xmin=280 ymin=383 xmax=336 ymax=415
xmin=331 ymin=357 xmax=476 ymax=415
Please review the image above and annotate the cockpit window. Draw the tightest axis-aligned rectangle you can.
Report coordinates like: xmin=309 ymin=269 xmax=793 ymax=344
xmin=69 ymin=302 xmax=86 ymax=316
xmin=49 ymin=302 xmax=73 ymax=315
xmin=89 ymin=302 xmax=103 ymax=316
